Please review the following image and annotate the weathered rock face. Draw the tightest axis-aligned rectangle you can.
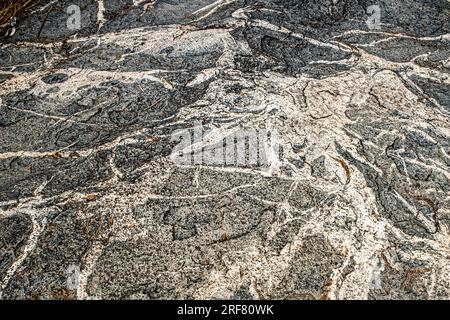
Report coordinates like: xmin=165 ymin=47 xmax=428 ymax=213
xmin=0 ymin=0 xmax=449 ymax=300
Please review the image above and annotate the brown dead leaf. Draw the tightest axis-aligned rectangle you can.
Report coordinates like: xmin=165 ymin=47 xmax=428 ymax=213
xmin=331 ymin=156 xmax=350 ymax=185
xmin=51 ymin=288 xmax=69 ymax=300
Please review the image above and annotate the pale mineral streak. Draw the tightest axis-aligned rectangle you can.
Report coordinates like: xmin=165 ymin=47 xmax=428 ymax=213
xmin=0 ymin=0 xmax=449 ymax=300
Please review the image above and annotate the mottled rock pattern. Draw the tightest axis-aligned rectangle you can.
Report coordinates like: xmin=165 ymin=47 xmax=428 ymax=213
xmin=0 ymin=0 xmax=449 ymax=300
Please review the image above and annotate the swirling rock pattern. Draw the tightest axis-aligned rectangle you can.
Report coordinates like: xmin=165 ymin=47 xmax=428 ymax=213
xmin=0 ymin=0 xmax=449 ymax=300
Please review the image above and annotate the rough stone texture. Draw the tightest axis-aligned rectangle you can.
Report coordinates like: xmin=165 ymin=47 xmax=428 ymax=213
xmin=0 ymin=0 xmax=449 ymax=300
